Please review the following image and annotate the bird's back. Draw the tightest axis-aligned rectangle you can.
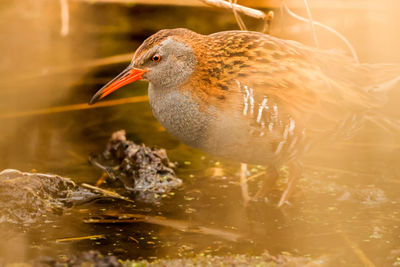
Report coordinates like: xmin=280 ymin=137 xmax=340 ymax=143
xmin=184 ymin=30 xmax=400 ymax=164
xmin=136 ymin=28 xmax=399 ymax=165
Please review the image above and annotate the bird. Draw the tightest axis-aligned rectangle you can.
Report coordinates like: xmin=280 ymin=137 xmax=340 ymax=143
xmin=89 ymin=28 xmax=400 ymax=207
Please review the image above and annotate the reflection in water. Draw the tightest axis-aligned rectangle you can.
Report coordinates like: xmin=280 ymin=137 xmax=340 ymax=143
xmin=0 ymin=76 xmax=398 ymax=264
xmin=0 ymin=1 xmax=399 ymax=266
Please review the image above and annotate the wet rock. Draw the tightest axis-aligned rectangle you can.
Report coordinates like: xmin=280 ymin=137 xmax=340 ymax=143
xmin=91 ymin=130 xmax=182 ymax=204
xmin=0 ymin=169 xmax=98 ymax=225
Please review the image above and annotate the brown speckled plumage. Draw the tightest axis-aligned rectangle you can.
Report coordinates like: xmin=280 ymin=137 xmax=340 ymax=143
xmin=91 ymin=28 xmax=400 ymax=205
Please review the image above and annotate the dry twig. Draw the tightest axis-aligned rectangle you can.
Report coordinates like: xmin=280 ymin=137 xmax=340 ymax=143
xmin=56 ymin=234 xmax=105 ymax=243
xmin=85 ymin=213 xmax=242 ymax=242
xmin=281 ymin=1 xmax=359 ymax=63
xmin=229 ymin=0 xmax=247 ymax=31
xmin=59 ymin=0 xmax=70 ymax=37
xmin=302 ymin=0 xmax=319 ymax=47
xmin=198 ymin=0 xmax=266 ymax=20
xmin=81 ymin=183 xmax=135 ymax=203
xmin=340 ymin=232 xmax=377 ymax=267
xmin=0 ymin=53 xmax=132 ymax=86
xmin=239 ymin=163 xmax=250 ymax=205
xmin=263 ymin=10 xmax=275 ymax=33
xmin=200 ymin=0 xmax=358 ymax=63
xmin=0 ymin=95 xmax=148 ymax=119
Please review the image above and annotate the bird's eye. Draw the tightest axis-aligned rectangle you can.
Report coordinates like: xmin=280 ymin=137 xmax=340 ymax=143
xmin=151 ymin=54 xmax=161 ymax=62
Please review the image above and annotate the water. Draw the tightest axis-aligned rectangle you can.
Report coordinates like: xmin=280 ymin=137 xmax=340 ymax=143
xmin=1 ymin=2 xmax=400 ymax=266
xmin=0 ymin=62 xmax=399 ymax=265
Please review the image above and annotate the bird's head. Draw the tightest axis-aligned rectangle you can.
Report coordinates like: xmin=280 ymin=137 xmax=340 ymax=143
xmin=89 ymin=28 xmax=202 ymax=105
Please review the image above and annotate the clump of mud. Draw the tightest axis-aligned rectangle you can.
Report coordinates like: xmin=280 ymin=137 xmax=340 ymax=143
xmin=90 ymin=130 xmax=182 ymax=204
xmin=0 ymin=169 xmax=97 ymax=224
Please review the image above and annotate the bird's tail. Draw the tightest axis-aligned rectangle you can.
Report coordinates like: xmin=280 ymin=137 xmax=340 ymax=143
xmin=310 ymin=47 xmax=400 ymax=134
xmin=365 ymin=112 xmax=400 ymax=134
xmin=362 ymin=64 xmax=400 ymax=97
xmin=362 ymin=64 xmax=400 ymax=134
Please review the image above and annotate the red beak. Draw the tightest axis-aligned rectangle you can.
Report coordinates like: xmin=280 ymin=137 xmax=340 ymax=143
xmin=89 ymin=66 xmax=147 ymax=105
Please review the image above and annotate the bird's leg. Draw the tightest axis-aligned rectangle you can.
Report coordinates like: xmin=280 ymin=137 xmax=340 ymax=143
xmin=277 ymin=161 xmax=303 ymax=207
xmin=240 ymin=163 xmax=250 ymax=206
xmin=254 ymin=164 xmax=279 ymax=200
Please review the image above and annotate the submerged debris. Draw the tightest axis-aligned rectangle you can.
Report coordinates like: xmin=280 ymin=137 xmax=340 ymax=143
xmin=356 ymin=185 xmax=388 ymax=205
xmin=84 ymin=212 xmax=242 ymax=242
xmin=300 ymin=171 xmax=389 ymax=206
xmin=29 ymin=250 xmax=327 ymax=267
xmin=37 ymin=250 xmax=120 ymax=267
xmin=0 ymin=169 xmax=98 ymax=225
xmin=90 ymin=130 xmax=182 ymax=204
xmin=131 ymin=253 xmax=328 ymax=267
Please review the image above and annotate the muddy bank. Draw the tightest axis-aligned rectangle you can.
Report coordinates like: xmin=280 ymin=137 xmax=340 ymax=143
xmin=0 ymin=169 xmax=98 ymax=225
